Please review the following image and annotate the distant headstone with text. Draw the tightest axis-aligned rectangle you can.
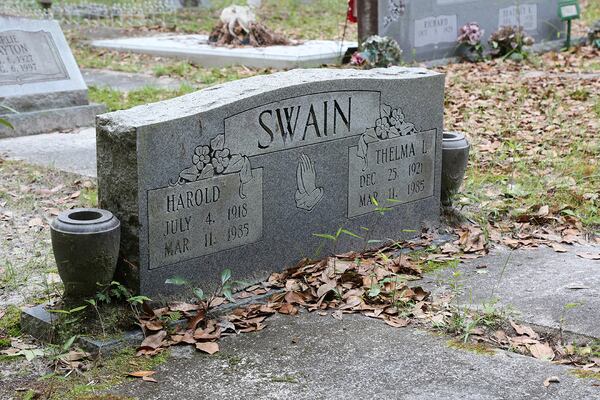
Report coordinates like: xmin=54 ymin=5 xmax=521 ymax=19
xmin=97 ymin=67 xmax=444 ymax=296
xmin=378 ymin=0 xmax=563 ymax=61
xmin=0 ymin=16 xmax=104 ymax=137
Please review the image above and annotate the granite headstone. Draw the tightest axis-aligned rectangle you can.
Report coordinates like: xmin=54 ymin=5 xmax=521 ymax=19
xmin=378 ymin=0 xmax=563 ymax=61
xmin=97 ymin=67 xmax=444 ymax=296
xmin=0 ymin=16 xmax=104 ymax=137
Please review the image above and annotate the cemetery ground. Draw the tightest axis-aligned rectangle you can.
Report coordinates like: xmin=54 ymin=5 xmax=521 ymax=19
xmin=0 ymin=1 xmax=600 ymax=399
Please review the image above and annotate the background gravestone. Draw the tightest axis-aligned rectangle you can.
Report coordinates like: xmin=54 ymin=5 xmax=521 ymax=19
xmin=97 ymin=67 xmax=444 ymax=296
xmin=378 ymin=0 xmax=563 ymax=61
xmin=0 ymin=16 xmax=104 ymax=137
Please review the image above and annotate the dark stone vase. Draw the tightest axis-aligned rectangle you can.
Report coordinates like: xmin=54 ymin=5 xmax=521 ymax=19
xmin=441 ymin=131 xmax=470 ymax=206
xmin=50 ymin=208 xmax=120 ymax=299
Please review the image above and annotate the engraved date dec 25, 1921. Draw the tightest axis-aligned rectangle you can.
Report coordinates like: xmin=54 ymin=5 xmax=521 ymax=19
xmin=348 ymin=105 xmax=436 ymax=218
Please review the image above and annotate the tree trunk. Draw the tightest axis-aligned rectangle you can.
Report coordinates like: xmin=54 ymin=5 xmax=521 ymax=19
xmin=357 ymin=0 xmax=379 ymax=44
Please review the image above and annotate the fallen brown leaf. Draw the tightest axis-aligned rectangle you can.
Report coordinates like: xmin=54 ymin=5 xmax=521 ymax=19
xmin=550 ymin=243 xmax=567 ymax=253
xmin=187 ymin=309 xmax=206 ymax=331
xmin=128 ymin=370 xmax=156 ymax=378
xmin=510 ymin=321 xmax=539 ymax=339
xmin=528 ymin=342 xmax=555 ymax=361
xmin=543 ymin=376 xmax=560 ymax=387
xmin=384 ymin=317 xmax=409 ymax=328
xmin=140 ymin=319 xmax=164 ymax=332
xmin=576 ymin=252 xmax=600 ymax=260
xmin=195 ymin=342 xmax=219 ymax=355
xmin=139 ymin=330 xmax=166 ymax=350
xmin=278 ymin=303 xmax=299 ymax=315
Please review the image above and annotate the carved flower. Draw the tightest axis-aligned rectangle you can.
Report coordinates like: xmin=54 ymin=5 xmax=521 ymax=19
xmin=389 ymin=108 xmax=403 ymax=127
xmin=389 ymin=108 xmax=415 ymax=136
xmin=375 ymin=117 xmax=392 ymax=139
xmin=193 ymin=145 xmax=211 ymax=167
xmin=212 ymin=148 xmax=230 ymax=174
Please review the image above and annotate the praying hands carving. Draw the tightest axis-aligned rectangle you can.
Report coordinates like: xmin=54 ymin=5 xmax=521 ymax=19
xmin=295 ymin=154 xmax=323 ymax=212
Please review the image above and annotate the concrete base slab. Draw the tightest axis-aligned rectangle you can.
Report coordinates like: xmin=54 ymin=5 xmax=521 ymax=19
xmin=82 ymin=68 xmax=185 ymax=92
xmin=110 ymin=312 xmax=600 ymax=399
xmin=0 ymin=127 xmax=97 ymax=177
xmin=0 ymin=104 xmax=105 ymax=138
xmin=20 ymin=304 xmax=59 ymax=343
xmin=90 ymin=35 xmax=357 ymax=68
xmin=423 ymin=244 xmax=600 ymax=339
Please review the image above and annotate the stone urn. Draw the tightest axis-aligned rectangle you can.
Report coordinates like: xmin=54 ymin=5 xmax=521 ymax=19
xmin=50 ymin=208 xmax=120 ymax=299
xmin=441 ymin=131 xmax=470 ymax=206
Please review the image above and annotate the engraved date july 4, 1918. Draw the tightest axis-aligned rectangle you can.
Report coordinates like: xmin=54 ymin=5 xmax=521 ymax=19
xmin=147 ymin=170 xmax=263 ymax=270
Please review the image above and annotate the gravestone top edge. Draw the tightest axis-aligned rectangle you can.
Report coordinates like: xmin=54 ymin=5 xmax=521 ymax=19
xmin=97 ymin=67 xmax=442 ymax=129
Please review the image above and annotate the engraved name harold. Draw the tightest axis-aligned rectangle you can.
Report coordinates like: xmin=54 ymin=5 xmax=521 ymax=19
xmin=148 ymin=171 xmax=263 ymax=269
xmin=0 ymin=30 xmax=69 ymax=86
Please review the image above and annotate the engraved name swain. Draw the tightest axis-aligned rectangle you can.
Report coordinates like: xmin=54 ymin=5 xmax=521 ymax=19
xmin=257 ymin=97 xmax=352 ymax=149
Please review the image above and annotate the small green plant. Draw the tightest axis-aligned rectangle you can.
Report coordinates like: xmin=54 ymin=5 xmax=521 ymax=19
xmin=367 ymin=273 xmax=416 ymax=314
xmin=1 ymin=261 xmax=19 ymax=289
xmin=86 ymin=281 xmax=151 ymax=338
xmin=48 ymin=304 xmax=88 ymax=324
xmin=128 ymin=294 xmax=152 ymax=325
xmin=313 ymin=227 xmax=362 ymax=258
xmin=447 ymin=259 xmax=464 ymax=296
xmin=166 ymin=269 xmax=241 ymax=313
xmin=489 ymin=25 xmax=534 ymax=60
xmin=84 ymin=298 xmax=106 ymax=338
xmin=570 ymin=88 xmax=590 ymax=101
xmin=0 ymin=117 xmax=12 ymax=129
xmin=559 ymin=302 xmax=583 ymax=344
xmin=47 ymin=334 xmax=78 ymax=365
xmin=0 ymin=104 xmax=16 ymax=129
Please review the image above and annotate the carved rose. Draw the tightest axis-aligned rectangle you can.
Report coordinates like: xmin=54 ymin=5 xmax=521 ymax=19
xmin=356 ymin=105 xmax=419 ymax=170
xmin=212 ymin=148 xmax=230 ymax=173
xmin=193 ymin=145 xmax=211 ymax=171
xmin=375 ymin=117 xmax=392 ymax=139
xmin=173 ymin=134 xmax=253 ymax=196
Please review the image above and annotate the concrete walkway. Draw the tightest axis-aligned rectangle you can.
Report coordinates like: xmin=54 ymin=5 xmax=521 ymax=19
xmin=82 ymin=68 xmax=186 ymax=92
xmin=111 ymin=312 xmax=599 ymax=400
xmin=0 ymin=127 xmax=97 ymax=177
xmin=109 ymin=243 xmax=600 ymax=399
xmin=423 ymin=244 xmax=600 ymax=339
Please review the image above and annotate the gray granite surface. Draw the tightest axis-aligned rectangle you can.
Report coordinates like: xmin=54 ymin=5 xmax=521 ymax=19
xmin=378 ymin=0 xmax=564 ymax=61
xmin=0 ymin=16 xmax=102 ymax=136
xmin=97 ymin=67 xmax=445 ymax=296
